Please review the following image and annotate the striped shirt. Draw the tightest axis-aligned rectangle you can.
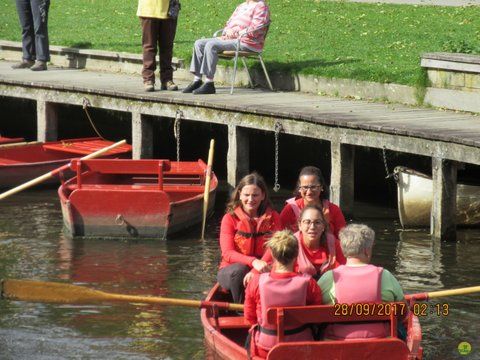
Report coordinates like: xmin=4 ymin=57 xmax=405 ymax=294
xmin=223 ymin=0 xmax=270 ymax=52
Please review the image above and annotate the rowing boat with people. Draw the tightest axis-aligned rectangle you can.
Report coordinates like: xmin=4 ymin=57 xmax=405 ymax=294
xmin=201 ymin=283 xmax=423 ymax=360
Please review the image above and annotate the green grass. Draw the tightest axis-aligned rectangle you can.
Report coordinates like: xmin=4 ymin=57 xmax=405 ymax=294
xmin=1 ymin=0 xmax=479 ymax=85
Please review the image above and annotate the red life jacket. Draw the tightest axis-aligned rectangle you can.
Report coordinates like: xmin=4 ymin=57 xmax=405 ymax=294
xmin=286 ymin=197 xmax=336 ymax=264
xmin=325 ymin=264 xmax=388 ymax=340
xmin=256 ymin=272 xmax=313 ymax=351
xmin=232 ymin=206 xmax=275 ymax=258
xmin=294 ymin=231 xmax=336 ymax=277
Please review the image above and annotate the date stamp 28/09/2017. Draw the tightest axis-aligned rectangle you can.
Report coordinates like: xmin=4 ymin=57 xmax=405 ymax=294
xmin=333 ymin=302 xmax=450 ymax=317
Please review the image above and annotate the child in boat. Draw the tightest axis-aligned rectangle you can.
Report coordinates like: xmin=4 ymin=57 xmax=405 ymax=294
xmin=244 ymin=230 xmax=322 ymax=358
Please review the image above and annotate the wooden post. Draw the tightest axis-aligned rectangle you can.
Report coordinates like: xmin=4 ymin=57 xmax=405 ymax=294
xmin=131 ymin=112 xmax=153 ymax=159
xmin=37 ymin=100 xmax=58 ymax=142
xmin=431 ymin=157 xmax=457 ymax=241
xmin=227 ymin=125 xmax=249 ymax=189
xmin=330 ymin=141 xmax=355 ymax=218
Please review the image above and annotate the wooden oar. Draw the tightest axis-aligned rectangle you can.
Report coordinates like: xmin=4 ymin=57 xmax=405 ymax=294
xmin=406 ymin=285 xmax=480 ymax=301
xmin=0 ymin=139 xmax=127 ymax=201
xmin=0 ymin=141 xmax=40 ymax=149
xmin=201 ymin=139 xmax=215 ymax=240
xmin=1 ymin=279 xmax=244 ymax=311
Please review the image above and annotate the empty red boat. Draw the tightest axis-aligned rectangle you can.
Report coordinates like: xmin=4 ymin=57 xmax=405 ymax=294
xmin=58 ymin=158 xmax=218 ymax=239
xmin=0 ymin=137 xmax=132 ymax=188
xmin=201 ymin=284 xmax=423 ymax=360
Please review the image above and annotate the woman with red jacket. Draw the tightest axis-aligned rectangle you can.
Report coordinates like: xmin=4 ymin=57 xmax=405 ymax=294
xmin=244 ymin=230 xmax=322 ymax=358
xmin=217 ymin=172 xmax=282 ymax=304
xmin=280 ymin=166 xmax=346 ymax=239
xmin=249 ymin=205 xmax=346 ymax=283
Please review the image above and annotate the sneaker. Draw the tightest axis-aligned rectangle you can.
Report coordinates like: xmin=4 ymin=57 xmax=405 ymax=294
xmin=182 ymin=80 xmax=203 ymax=93
xmin=144 ymin=81 xmax=155 ymax=92
xmin=193 ymin=82 xmax=216 ymax=95
xmin=160 ymin=80 xmax=178 ymax=91
xmin=30 ymin=61 xmax=47 ymax=71
xmin=11 ymin=60 xmax=35 ymax=69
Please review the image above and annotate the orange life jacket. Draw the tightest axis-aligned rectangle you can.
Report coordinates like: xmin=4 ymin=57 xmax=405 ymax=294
xmin=233 ymin=206 xmax=275 ymax=258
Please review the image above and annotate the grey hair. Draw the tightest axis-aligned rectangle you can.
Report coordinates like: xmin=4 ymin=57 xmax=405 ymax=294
xmin=339 ymin=224 xmax=375 ymax=257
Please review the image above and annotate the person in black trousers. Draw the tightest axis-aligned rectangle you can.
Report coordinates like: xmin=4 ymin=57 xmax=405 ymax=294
xmin=12 ymin=0 xmax=50 ymax=71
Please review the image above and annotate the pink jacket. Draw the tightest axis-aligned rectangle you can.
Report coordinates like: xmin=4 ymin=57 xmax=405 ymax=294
xmin=223 ymin=1 xmax=270 ymax=52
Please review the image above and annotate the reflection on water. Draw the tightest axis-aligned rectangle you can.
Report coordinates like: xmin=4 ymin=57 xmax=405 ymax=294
xmin=0 ymin=191 xmax=479 ymax=359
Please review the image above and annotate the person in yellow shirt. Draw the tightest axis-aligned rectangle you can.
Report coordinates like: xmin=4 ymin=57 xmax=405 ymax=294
xmin=137 ymin=0 xmax=180 ymax=92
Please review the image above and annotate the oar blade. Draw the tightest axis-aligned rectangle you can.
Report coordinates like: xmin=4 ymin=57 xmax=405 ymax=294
xmin=1 ymin=279 xmax=109 ymax=304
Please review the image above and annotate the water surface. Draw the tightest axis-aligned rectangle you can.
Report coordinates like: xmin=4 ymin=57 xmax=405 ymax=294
xmin=0 ymin=189 xmax=479 ymax=359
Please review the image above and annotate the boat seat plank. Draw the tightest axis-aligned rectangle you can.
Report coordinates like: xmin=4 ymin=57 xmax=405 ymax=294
xmin=65 ymin=183 xmax=205 ymax=192
xmin=42 ymin=138 xmax=131 ymax=156
xmin=267 ymin=338 xmax=410 ymax=360
xmin=266 ymin=303 xmax=404 ymax=325
xmin=213 ymin=316 xmax=251 ymax=329
xmin=71 ymin=159 xmax=172 ymax=174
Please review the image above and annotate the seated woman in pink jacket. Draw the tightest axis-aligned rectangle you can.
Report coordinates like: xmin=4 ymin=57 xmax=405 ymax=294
xmin=182 ymin=0 xmax=270 ymax=95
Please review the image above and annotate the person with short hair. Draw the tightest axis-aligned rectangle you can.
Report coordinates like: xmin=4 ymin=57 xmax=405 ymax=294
xmin=217 ymin=172 xmax=282 ymax=304
xmin=318 ymin=224 xmax=407 ymax=340
xmin=182 ymin=0 xmax=270 ymax=95
xmin=12 ymin=0 xmax=50 ymax=71
xmin=244 ymin=230 xmax=322 ymax=358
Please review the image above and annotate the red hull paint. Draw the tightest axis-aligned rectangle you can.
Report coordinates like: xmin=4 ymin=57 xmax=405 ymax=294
xmin=0 ymin=137 xmax=131 ymax=188
xmin=201 ymin=285 xmax=423 ymax=360
xmin=58 ymin=159 xmax=218 ymax=239
xmin=0 ymin=136 xmax=25 ymax=145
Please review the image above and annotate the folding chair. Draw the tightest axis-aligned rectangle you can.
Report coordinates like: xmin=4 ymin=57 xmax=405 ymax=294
xmin=213 ymin=22 xmax=274 ymax=95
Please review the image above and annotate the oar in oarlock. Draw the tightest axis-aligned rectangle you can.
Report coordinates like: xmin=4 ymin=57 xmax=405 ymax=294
xmin=406 ymin=286 xmax=480 ymax=301
xmin=1 ymin=279 xmax=244 ymax=311
xmin=0 ymin=139 xmax=127 ymax=201
xmin=201 ymin=139 xmax=215 ymax=240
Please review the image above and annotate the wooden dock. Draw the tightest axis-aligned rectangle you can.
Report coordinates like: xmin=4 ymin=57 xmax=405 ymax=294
xmin=1 ymin=60 xmax=479 ymax=240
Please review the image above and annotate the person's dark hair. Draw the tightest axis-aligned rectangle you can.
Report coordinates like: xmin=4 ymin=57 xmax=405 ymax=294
xmin=298 ymin=205 xmax=329 ymax=247
xmin=226 ymin=172 xmax=272 ymax=215
xmin=294 ymin=166 xmax=329 ymax=200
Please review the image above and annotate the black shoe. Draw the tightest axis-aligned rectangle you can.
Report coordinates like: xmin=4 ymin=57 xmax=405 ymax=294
xmin=182 ymin=80 xmax=203 ymax=93
xmin=193 ymin=82 xmax=216 ymax=95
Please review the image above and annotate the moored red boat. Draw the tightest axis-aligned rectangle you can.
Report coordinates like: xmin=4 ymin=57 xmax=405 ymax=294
xmin=58 ymin=158 xmax=218 ymax=239
xmin=201 ymin=284 xmax=423 ymax=360
xmin=0 ymin=137 xmax=132 ymax=188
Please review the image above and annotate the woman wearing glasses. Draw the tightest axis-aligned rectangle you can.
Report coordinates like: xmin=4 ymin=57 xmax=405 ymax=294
xmin=280 ymin=166 xmax=346 ymax=239
xmin=251 ymin=205 xmax=345 ymax=282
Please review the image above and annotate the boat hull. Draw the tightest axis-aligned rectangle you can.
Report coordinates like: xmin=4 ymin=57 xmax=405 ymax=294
xmin=59 ymin=159 xmax=218 ymax=240
xmin=395 ymin=166 xmax=480 ymax=228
